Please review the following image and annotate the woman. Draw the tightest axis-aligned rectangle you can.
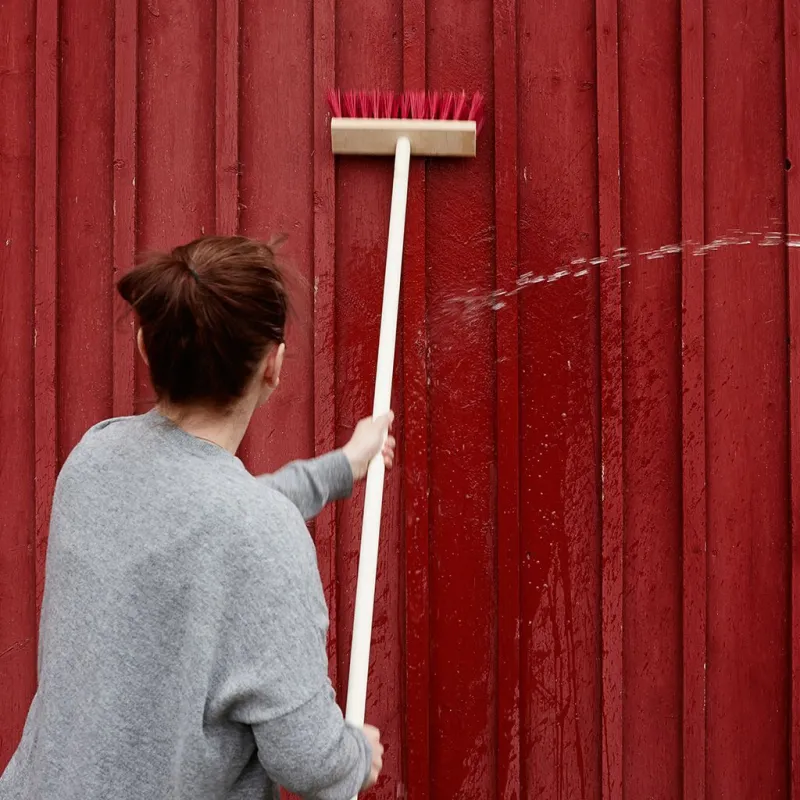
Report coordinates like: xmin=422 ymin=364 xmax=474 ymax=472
xmin=0 ymin=236 xmax=391 ymax=799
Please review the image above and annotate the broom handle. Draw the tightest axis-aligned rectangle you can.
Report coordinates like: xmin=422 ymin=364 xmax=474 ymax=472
xmin=345 ymin=136 xmax=411 ymax=782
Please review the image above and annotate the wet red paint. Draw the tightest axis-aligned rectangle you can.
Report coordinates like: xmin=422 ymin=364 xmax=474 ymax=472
xmin=680 ymin=0 xmax=707 ymax=795
xmin=401 ymin=1 xmax=431 ymax=797
xmin=2 ymin=2 xmax=799 ymax=799
xmin=619 ymin=1 xmax=683 ymax=796
xmin=705 ymin=1 xmax=791 ymax=796
xmin=426 ymin=3 xmax=497 ymax=797
xmin=492 ymin=0 xmax=521 ymax=798
xmin=786 ymin=2 xmax=800 ymax=797
xmin=518 ymin=2 xmax=602 ymax=797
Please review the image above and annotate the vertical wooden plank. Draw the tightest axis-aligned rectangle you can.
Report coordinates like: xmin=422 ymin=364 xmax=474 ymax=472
xmin=312 ymin=0 xmax=338 ymax=690
xmin=786 ymin=0 xmax=800 ymax=797
xmin=680 ymin=0 xmax=706 ymax=796
xmin=59 ymin=0 xmax=115 ymax=455
xmin=238 ymin=0 xmax=314 ymax=474
xmin=595 ymin=0 xmax=623 ymax=795
xmin=334 ymin=6 xmax=404 ymax=798
xmin=492 ymin=0 xmax=520 ymax=798
xmin=34 ymin=0 xmax=60 ymax=618
xmin=215 ymin=0 xmax=239 ymax=236
xmin=112 ymin=0 xmax=138 ymax=419
xmin=136 ymin=0 xmax=216 ymax=407
xmin=426 ymin=3 xmax=496 ymax=798
xmin=618 ymin=1 xmax=683 ymax=797
xmin=705 ymin=0 xmax=790 ymax=796
xmin=136 ymin=0 xmax=215 ymax=247
xmin=517 ymin=3 xmax=602 ymax=797
xmin=0 ymin=0 xmax=37 ymax=770
xmin=401 ymin=0 xmax=430 ymax=797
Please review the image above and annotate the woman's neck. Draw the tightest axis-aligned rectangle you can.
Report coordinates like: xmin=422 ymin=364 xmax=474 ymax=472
xmin=156 ymin=397 xmax=256 ymax=455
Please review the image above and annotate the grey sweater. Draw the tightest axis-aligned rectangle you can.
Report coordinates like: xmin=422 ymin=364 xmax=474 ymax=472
xmin=0 ymin=411 xmax=371 ymax=800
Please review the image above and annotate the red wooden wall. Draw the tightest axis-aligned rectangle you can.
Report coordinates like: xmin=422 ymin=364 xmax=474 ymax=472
xmin=1 ymin=0 xmax=799 ymax=798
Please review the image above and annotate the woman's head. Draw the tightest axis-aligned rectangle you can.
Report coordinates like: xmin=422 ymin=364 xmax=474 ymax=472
xmin=118 ymin=235 xmax=291 ymax=410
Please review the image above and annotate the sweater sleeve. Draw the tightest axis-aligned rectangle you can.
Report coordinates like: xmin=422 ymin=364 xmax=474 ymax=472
xmin=251 ymin=684 xmax=372 ymax=799
xmin=217 ymin=504 xmax=369 ymax=799
xmin=257 ymin=451 xmax=354 ymax=520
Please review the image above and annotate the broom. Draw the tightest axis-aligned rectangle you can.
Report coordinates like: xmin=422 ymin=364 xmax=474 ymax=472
xmin=327 ymin=89 xmax=485 ymax=795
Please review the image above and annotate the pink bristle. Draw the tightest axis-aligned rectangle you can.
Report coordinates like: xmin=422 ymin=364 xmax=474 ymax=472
xmin=370 ymin=90 xmax=381 ymax=118
xmin=440 ymin=91 xmax=455 ymax=120
xmin=453 ymin=90 xmax=468 ymax=120
xmin=343 ymin=90 xmax=358 ymax=117
xmin=328 ymin=87 xmax=485 ymax=129
xmin=427 ymin=91 xmax=440 ymax=119
xmin=327 ymin=88 xmax=342 ymax=117
xmin=409 ymin=91 xmax=427 ymax=119
xmin=468 ymin=92 xmax=486 ymax=133
xmin=399 ymin=92 xmax=412 ymax=119
xmin=380 ymin=91 xmax=396 ymax=118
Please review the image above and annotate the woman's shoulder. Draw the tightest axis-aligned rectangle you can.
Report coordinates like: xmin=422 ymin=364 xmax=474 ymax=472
xmin=69 ymin=412 xmax=153 ymax=457
xmin=57 ymin=412 xmax=313 ymax=555
xmin=220 ymin=475 xmax=313 ymax=553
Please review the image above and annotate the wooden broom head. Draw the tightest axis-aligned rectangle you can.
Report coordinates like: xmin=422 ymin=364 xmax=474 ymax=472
xmin=328 ymin=89 xmax=485 ymax=157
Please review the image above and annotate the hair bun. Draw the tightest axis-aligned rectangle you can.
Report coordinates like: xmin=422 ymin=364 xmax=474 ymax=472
xmin=118 ymin=235 xmax=291 ymax=407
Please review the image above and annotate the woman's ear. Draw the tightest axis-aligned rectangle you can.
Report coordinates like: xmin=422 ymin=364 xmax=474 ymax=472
xmin=136 ymin=328 xmax=149 ymax=366
xmin=255 ymin=343 xmax=286 ymax=407
xmin=260 ymin=342 xmax=285 ymax=391
xmin=267 ymin=232 xmax=288 ymax=252
xmin=267 ymin=342 xmax=286 ymax=389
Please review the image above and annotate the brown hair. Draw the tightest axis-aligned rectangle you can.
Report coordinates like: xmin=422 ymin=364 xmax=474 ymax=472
xmin=118 ymin=235 xmax=291 ymax=408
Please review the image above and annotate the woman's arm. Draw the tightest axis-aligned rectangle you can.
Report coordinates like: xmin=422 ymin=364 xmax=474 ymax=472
xmin=257 ymin=413 xmax=395 ymax=521
xmin=258 ymin=451 xmax=353 ymax=521
xmin=250 ymin=683 xmax=373 ymax=799
xmin=217 ymin=507 xmax=383 ymax=798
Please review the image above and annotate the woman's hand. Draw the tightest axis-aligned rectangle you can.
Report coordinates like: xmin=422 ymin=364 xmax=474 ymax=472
xmin=343 ymin=412 xmax=396 ymax=481
xmin=361 ymin=724 xmax=384 ymax=790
